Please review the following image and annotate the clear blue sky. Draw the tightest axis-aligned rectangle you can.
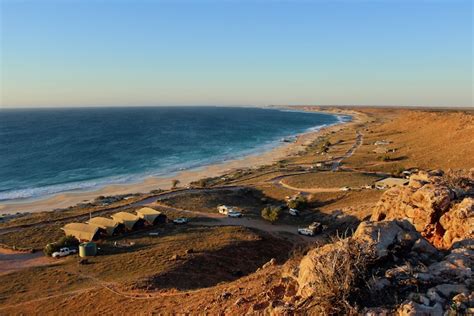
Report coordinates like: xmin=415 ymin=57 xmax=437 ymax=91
xmin=1 ymin=0 xmax=472 ymax=107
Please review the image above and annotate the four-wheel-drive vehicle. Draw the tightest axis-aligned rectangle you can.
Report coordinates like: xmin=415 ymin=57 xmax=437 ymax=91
xmin=217 ymin=205 xmax=228 ymax=215
xmin=227 ymin=210 xmax=242 ymax=218
xmin=298 ymin=228 xmax=315 ymax=236
xmin=52 ymin=247 xmax=77 ymax=258
xmin=173 ymin=217 xmax=188 ymax=224
xmin=289 ymin=208 xmax=300 ymax=216
xmin=308 ymin=221 xmax=322 ymax=233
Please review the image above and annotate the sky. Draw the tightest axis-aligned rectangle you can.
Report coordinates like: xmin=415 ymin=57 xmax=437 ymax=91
xmin=0 ymin=0 xmax=472 ymax=108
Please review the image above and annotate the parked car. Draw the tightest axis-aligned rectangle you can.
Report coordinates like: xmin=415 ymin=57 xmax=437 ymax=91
xmin=308 ymin=221 xmax=322 ymax=233
xmin=298 ymin=228 xmax=315 ymax=236
xmin=52 ymin=247 xmax=77 ymax=258
xmin=227 ymin=210 xmax=242 ymax=218
xmin=340 ymin=186 xmax=351 ymax=191
xmin=289 ymin=208 xmax=300 ymax=216
xmin=218 ymin=205 xmax=231 ymax=215
xmin=173 ymin=217 xmax=188 ymax=224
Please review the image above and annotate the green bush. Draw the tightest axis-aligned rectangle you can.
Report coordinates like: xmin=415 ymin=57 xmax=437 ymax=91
xmin=171 ymin=179 xmax=180 ymax=189
xmin=287 ymin=196 xmax=307 ymax=209
xmin=261 ymin=206 xmax=282 ymax=223
xmin=43 ymin=235 xmax=79 ymax=256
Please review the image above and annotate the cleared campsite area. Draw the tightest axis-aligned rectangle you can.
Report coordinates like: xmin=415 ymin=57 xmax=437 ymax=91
xmin=281 ymin=171 xmax=383 ymax=190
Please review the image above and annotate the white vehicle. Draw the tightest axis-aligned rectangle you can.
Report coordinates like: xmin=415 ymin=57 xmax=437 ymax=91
xmin=289 ymin=208 xmax=299 ymax=216
xmin=173 ymin=217 xmax=188 ymax=224
xmin=308 ymin=222 xmax=322 ymax=232
xmin=218 ymin=205 xmax=230 ymax=215
xmin=298 ymin=228 xmax=315 ymax=236
xmin=340 ymin=186 xmax=351 ymax=191
xmin=52 ymin=247 xmax=77 ymax=258
xmin=218 ymin=205 xmax=241 ymax=216
xmin=227 ymin=210 xmax=242 ymax=218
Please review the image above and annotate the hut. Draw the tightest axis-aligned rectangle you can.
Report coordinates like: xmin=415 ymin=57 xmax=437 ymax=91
xmin=111 ymin=212 xmax=143 ymax=230
xmin=136 ymin=207 xmax=167 ymax=225
xmin=86 ymin=217 xmax=123 ymax=236
xmin=62 ymin=223 xmax=99 ymax=242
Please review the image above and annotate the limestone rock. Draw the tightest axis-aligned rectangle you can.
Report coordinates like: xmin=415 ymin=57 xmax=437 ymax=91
xmin=371 ymin=171 xmax=473 ymax=249
xmin=434 ymin=283 xmax=468 ymax=298
xmin=411 ymin=238 xmax=438 ymax=255
xmin=353 ymin=220 xmax=419 ymax=258
xmin=396 ymin=300 xmax=443 ymax=316
xmin=439 ymin=198 xmax=474 ymax=247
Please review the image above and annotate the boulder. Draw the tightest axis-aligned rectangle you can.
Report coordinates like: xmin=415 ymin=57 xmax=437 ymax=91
xmin=411 ymin=238 xmax=438 ymax=255
xmin=428 ymin=247 xmax=473 ymax=283
xmin=439 ymin=198 xmax=474 ymax=247
xmin=396 ymin=301 xmax=443 ymax=316
xmin=434 ymin=283 xmax=468 ymax=298
xmin=371 ymin=171 xmax=473 ymax=249
xmin=353 ymin=220 xmax=419 ymax=258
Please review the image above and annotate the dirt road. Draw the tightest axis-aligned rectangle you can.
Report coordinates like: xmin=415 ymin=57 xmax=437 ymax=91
xmin=0 ymin=248 xmax=56 ymax=275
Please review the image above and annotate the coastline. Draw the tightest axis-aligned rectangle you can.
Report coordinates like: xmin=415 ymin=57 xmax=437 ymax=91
xmin=0 ymin=108 xmax=364 ymax=214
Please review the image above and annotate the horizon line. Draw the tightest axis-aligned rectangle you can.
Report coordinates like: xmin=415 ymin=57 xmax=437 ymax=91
xmin=1 ymin=104 xmax=473 ymax=110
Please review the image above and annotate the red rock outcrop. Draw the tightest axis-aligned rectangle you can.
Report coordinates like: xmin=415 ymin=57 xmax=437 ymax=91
xmin=371 ymin=170 xmax=474 ymax=249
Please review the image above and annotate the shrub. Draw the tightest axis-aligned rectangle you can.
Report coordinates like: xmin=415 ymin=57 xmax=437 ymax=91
xmin=43 ymin=235 xmax=80 ymax=256
xmin=299 ymin=238 xmax=375 ymax=314
xmin=191 ymin=177 xmax=212 ymax=188
xmin=287 ymin=196 xmax=307 ymax=210
xmin=171 ymin=179 xmax=180 ymax=189
xmin=261 ymin=206 xmax=282 ymax=223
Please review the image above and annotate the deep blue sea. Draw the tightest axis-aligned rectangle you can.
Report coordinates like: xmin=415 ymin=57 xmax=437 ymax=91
xmin=0 ymin=106 xmax=347 ymax=201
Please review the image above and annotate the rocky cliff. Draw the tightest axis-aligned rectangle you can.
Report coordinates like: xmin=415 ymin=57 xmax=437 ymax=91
xmin=284 ymin=170 xmax=474 ymax=315
xmin=372 ymin=170 xmax=474 ymax=249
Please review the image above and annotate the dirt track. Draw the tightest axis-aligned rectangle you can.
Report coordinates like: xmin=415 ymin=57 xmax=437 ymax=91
xmin=0 ymin=248 xmax=56 ymax=275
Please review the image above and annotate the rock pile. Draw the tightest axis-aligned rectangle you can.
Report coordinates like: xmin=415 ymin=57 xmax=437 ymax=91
xmin=371 ymin=170 xmax=474 ymax=249
xmin=290 ymin=170 xmax=473 ymax=315
xmin=293 ymin=219 xmax=473 ymax=315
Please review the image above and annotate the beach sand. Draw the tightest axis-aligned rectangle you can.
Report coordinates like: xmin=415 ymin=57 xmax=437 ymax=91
xmin=0 ymin=109 xmax=364 ymax=214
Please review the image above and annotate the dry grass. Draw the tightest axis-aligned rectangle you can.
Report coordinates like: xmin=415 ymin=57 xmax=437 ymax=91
xmin=299 ymin=238 xmax=375 ymax=315
xmin=0 ymin=225 xmax=291 ymax=308
xmin=283 ymin=171 xmax=383 ymax=189
xmin=159 ymin=187 xmax=273 ymax=216
xmin=344 ymin=109 xmax=474 ymax=171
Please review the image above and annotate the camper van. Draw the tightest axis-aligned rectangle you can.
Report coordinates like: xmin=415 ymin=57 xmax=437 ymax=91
xmin=217 ymin=205 xmax=242 ymax=217
xmin=217 ymin=205 xmax=231 ymax=215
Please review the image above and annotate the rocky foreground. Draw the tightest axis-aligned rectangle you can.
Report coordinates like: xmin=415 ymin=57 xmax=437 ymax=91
xmin=255 ymin=170 xmax=473 ymax=315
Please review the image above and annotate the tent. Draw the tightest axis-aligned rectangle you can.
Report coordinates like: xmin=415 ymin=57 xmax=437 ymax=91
xmin=62 ymin=223 xmax=99 ymax=242
xmin=111 ymin=212 xmax=142 ymax=230
xmin=136 ymin=207 xmax=167 ymax=225
xmin=87 ymin=217 xmax=122 ymax=236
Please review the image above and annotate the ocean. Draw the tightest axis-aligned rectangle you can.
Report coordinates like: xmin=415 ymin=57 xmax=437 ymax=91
xmin=0 ymin=106 xmax=347 ymax=202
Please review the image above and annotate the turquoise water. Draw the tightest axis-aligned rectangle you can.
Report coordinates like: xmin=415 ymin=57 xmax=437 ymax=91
xmin=0 ymin=106 xmax=347 ymax=201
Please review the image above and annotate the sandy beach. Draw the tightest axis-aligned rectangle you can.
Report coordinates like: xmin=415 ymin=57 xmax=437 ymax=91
xmin=0 ymin=109 xmax=363 ymax=215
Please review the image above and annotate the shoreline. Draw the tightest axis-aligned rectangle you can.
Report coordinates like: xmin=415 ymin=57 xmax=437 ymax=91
xmin=0 ymin=108 xmax=364 ymax=215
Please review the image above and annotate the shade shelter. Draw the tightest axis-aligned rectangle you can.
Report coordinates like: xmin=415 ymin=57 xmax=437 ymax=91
xmin=136 ymin=207 xmax=167 ymax=225
xmin=62 ymin=223 xmax=99 ymax=242
xmin=87 ymin=217 xmax=123 ymax=236
xmin=111 ymin=212 xmax=142 ymax=230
